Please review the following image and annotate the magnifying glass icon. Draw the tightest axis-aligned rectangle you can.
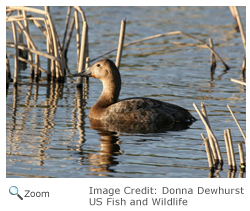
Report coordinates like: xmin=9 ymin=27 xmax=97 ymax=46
xmin=9 ymin=186 xmax=23 ymax=200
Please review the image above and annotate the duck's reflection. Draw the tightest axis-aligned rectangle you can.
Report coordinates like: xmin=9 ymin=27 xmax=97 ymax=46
xmin=87 ymin=129 xmax=122 ymax=176
xmin=85 ymin=118 xmax=194 ymax=176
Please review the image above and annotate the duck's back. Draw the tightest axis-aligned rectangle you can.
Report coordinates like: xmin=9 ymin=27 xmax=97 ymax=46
xmin=93 ymin=97 xmax=196 ymax=124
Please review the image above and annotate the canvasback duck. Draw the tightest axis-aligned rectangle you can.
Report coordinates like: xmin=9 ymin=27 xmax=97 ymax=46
xmin=73 ymin=59 xmax=196 ymax=124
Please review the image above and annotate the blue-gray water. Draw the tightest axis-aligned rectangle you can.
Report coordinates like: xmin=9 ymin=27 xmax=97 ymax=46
xmin=6 ymin=6 xmax=246 ymax=178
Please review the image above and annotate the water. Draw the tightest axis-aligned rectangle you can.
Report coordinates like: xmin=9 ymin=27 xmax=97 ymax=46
xmin=6 ymin=6 xmax=246 ymax=178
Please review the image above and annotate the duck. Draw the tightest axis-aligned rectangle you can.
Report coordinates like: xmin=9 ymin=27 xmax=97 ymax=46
xmin=73 ymin=59 xmax=196 ymax=125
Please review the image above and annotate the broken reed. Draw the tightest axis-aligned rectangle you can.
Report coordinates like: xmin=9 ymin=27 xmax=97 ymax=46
xmin=6 ymin=6 xmax=89 ymax=85
xmin=7 ymin=6 xmax=234 ymax=86
xmin=90 ymin=30 xmax=229 ymax=72
xmin=229 ymin=6 xmax=246 ymax=78
xmin=194 ymin=103 xmax=246 ymax=172
xmin=193 ymin=103 xmax=222 ymax=167
xmin=7 ymin=6 xmax=246 ymax=88
xmin=115 ymin=19 xmax=126 ymax=70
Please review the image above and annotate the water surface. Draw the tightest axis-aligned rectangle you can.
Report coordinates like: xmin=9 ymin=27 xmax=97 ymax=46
xmin=6 ymin=6 xmax=246 ymax=178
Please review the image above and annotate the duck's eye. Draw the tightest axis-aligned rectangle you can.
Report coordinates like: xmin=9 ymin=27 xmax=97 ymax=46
xmin=96 ymin=64 xmax=100 ymax=67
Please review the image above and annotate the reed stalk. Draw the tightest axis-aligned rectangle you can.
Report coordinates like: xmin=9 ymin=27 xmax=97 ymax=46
xmin=44 ymin=6 xmax=53 ymax=79
xmin=46 ymin=20 xmax=54 ymax=79
xmin=6 ymin=16 xmax=47 ymax=23
xmin=226 ymin=128 xmax=237 ymax=171
xmin=74 ymin=9 xmax=80 ymax=67
xmin=11 ymin=21 xmax=19 ymax=86
xmin=17 ymin=10 xmax=23 ymax=59
xmin=90 ymin=31 xmax=229 ymax=71
xmin=16 ymin=20 xmax=37 ymax=50
xmin=74 ymin=6 xmax=89 ymax=68
xmin=18 ymin=57 xmax=47 ymax=73
xmin=83 ymin=57 xmax=90 ymax=100
xmin=7 ymin=6 xmax=65 ymax=81
xmin=44 ymin=6 xmax=50 ymax=13
xmin=33 ymin=19 xmax=47 ymax=36
xmin=7 ymin=6 xmax=47 ymax=16
xmin=230 ymin=78 xmax=246 ymax=86
xmin=6 ymin=41 xmax=27 ymax=46
xmin=193 ymin=103 xmax=223 ymax=163
xmin=201 ymin=102 xmax=210 ymax=127
xmin=6 ymin=15 xmax=26 ymax=21
xmin=227 ymin=104 xmax=246 ymax=145
xmin=76 ymin=21 xmax=87 ymax=88
xmin=22 ymin=9 xmax=34 ymax=76
xmin=63 ymin=14 xmax=75 ymax=56
xmin=44 ymin=19 xmax=52 ymax=79
xmin=201 ymin=102 xmax=218 ymax=164
xmin=201 ymin=133 xmax=215 ymax=171
xmin=229 ymin=6 xmax=239 ymax=31
xmin=16 ymin=20 xmax=40 ymax=79
xmin=74 ymin=6 xmax=87 ymax=22
xmin=238 ymin=142 xmax=246 ymax=169
xmin=78 ymin=21 xmax=87 ymax=71
xmin=231 ymin=6 xmax=246 ymax=53
xmin=230 ymin=6 xmax=246 ymax=80
xmin=224 ymin=130 xmax=232 ymax=170
xmin=7 ymin=52 xmax=47 ymax=74
xmin=116 ymin=19 xmax=126 ymax=70
xmin=61 ymin=6 xmax=71 ymax=50
xmin=7 ymin=44 xmax=61 ymax=62
xmin=45 ymin=11 xmax=63 ymax=79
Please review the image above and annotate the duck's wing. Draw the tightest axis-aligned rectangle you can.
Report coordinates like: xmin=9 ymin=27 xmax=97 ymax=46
xmin=106 ymin=97 xmax=195 ymax=123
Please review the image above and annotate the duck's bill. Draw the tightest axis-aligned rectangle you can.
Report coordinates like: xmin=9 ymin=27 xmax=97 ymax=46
xmin=72 ymin=72 xmax=91 ymax=77
xmin=72 ymin=67 xmax=91 ymax=77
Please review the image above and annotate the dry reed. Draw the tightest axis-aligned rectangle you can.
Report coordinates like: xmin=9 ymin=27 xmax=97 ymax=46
xmin=7 ymin=44 xmax=61 ymax=62
xmin=195 ymin=103 xmax=246 ymax=172
xmin=201 ymin=103 xmax=218 ymax=165
xmin=16 ymin=20 xmax=40 ymax=79
xmin=63 ymin=13 xmax=75 ymax=57
xmin=229 ymin=6 xmax=246 ymax=53
xmin=224 ymin=130 xmax=232 ymax=170
xmin=74 ymin=9 xmax=80 ymax=67
xmin=227 ymin=104 xmax=246 ymax=144
xmin=230 ymin=78 xmax=246 ymax=86
xmin=11 ymin=21 xmax=19 ymax=86
xmin=7 ymin=51 xmax=47 ymax=74
xmin=226 ymin=128 xmax=237 ymax=171
xmin=8 ymin=7 xmax=235 ymax=86
xmin=238 ymin=142 xmax=245 ymax=169
xmin=90 ymin=31 xmax=229 ymax=71
xmin=193 ymin=103 xmax=223 ymax=164
xmin=6 ymin=6 xmax=91 ymax=83
xmin=229 ymin=6 xmax=246 ymax=78
xmin=76 ymin=21 xmax=88 ymax=88
xmin=115 ymin=19 xmax=126 ymax=70
xmin=201 ymin=133 xmax=215 ymax=171
xmin=6 ymin=6 xmax=75 ymax=82
xmin=61 ymin=6 xmax=71 ymax=50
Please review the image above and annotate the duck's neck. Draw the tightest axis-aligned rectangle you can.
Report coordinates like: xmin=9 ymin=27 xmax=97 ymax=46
xmin=95 ymin=76 xmax=121 ymax=108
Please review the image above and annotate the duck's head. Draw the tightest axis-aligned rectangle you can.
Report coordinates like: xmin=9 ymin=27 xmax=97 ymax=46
xmin=73 ymin=59 xmax=121 ymax=83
